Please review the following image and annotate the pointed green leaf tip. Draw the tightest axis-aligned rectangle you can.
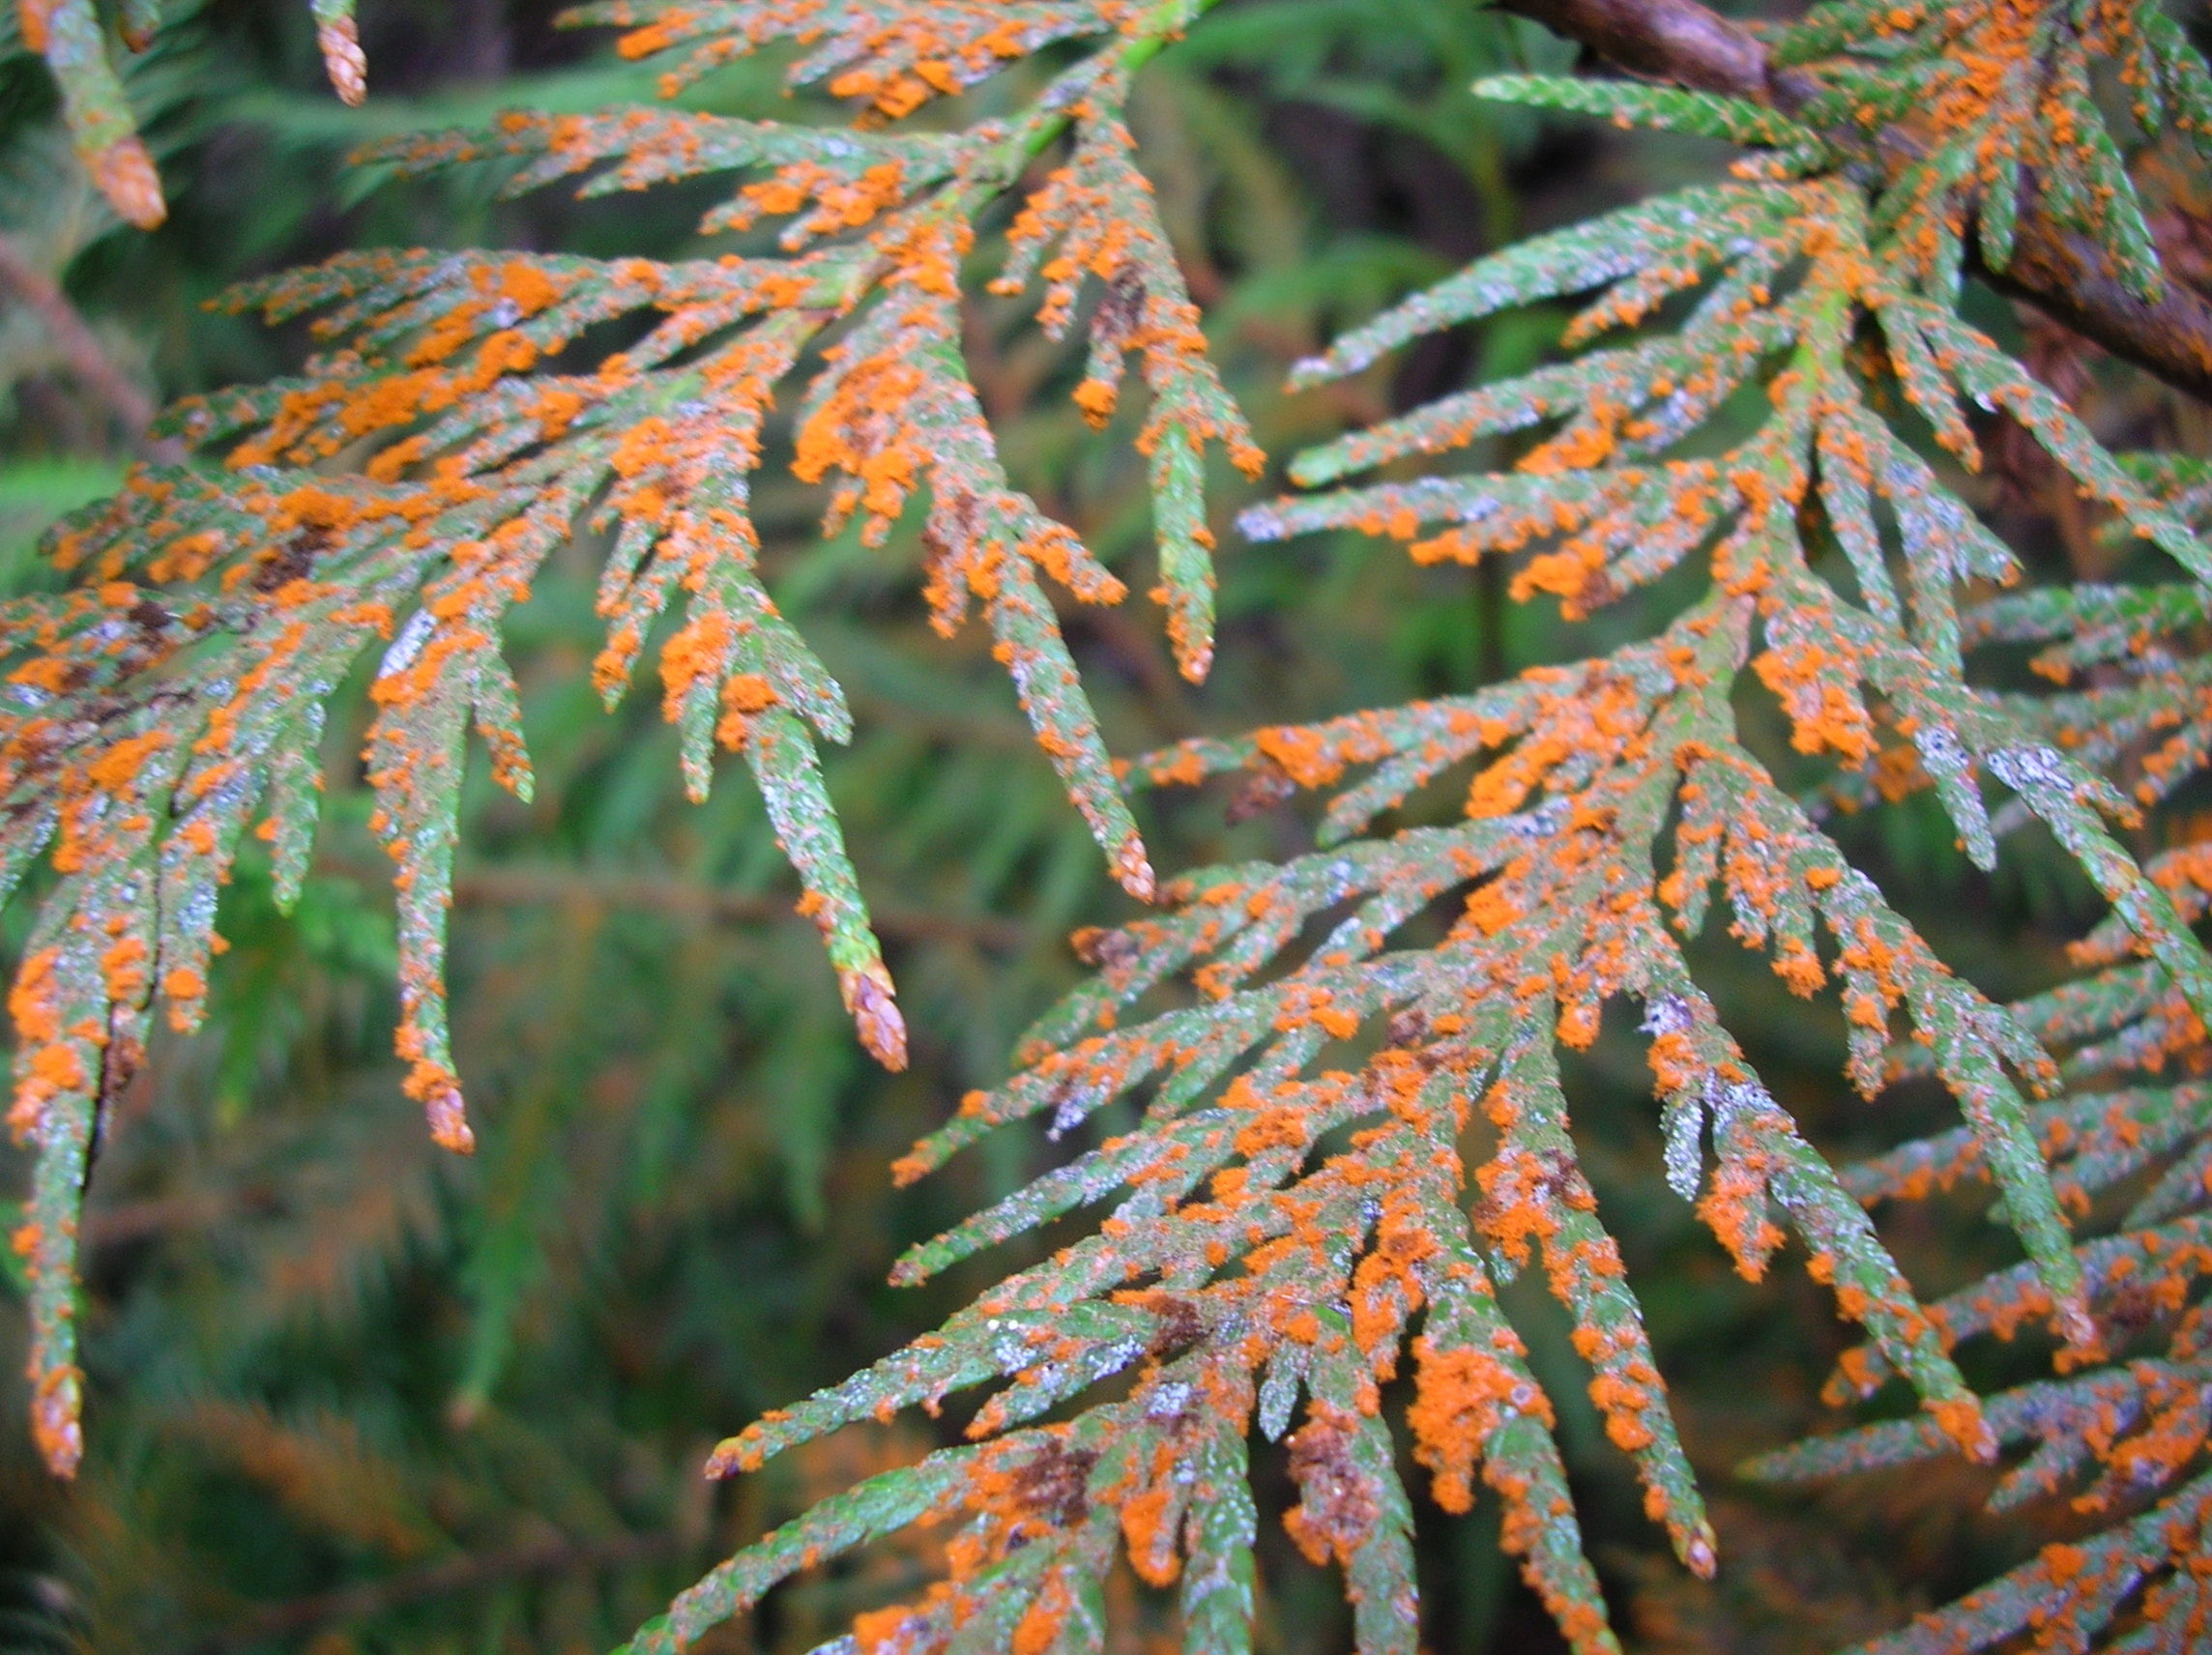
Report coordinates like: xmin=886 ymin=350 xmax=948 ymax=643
xmin=1471 ymin=73 xmax=1823 ymax=153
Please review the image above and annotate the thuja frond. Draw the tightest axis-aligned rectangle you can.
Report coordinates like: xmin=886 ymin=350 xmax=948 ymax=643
xmin=18 ymin=0 xmax=2212 ymax=1643
xmin=598 ymin=54 xmax=2212 ymax=1655
xmin=0 ymin=0 xmax=1262 ymax=1476
xmin=1742 ymin=548 xmax=2212 ymax=1653
xmin=2 ymin=0 xmax=364 ymax=228
xmin=1742 ymin=956 xmax=2212 ymax=1652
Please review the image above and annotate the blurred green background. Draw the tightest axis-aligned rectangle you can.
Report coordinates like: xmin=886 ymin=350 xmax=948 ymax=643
xmin=0 ymin=2 xmax=2153 ymax=1650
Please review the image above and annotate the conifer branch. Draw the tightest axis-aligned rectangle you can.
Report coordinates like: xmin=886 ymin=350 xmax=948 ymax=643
xmin=15 ymin=3 xmax=2212 ymax=1650
xmin=1494 ymin=0 xmax=2212 ymax=403
xmin=0 ymin=0 xmax=1265 ymax=1481
xmin=598 ymin=8 xmax=2212 ymax=1645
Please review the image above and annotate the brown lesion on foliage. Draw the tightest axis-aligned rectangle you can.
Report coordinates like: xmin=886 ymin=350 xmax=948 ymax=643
xmin=1004 ymin=1438 xmax=1099 ymax=1535
xmin=956 ymin=1435 xmax=1103 ymax=1565
xmin=247 ymin=530 xmax=328 ymax=595
xmin=1223 ymin=754 xmax=1298 ymax=824
xmin=1282 ymin=1403 xmax=1383 ymax=1568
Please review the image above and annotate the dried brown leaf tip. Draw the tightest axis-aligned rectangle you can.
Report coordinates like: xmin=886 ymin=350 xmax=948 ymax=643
xmin=314 ymin=3 xmax=367 ymax=107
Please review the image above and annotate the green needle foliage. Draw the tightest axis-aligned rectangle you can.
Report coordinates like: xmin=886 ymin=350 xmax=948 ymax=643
xmin=9 ymin=0 xmax=2212 ymax=1651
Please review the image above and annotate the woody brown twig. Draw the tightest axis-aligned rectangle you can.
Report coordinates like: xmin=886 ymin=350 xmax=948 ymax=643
xmin=1495 ymin=0 xmax=2212 ymax=405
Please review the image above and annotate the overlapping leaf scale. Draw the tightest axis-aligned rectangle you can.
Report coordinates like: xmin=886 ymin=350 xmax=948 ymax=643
xmin=1816 ymin=592 xmax=2212 ymax=1053
xmin=1472 ymin=73 xmax=1824 ymax=155
xmin=1657 ymin=735 xmax=2087 ymax=1343
xmin=634 ymin=1446 xmax=977 ymax=1650
xmin=15 ymin=13 xmax=1263 ymax=1321
xmin=798 ymin=272 xmax=1158 ymax=895
xmin=1258 ymin=180 xmax=2048 ymax=676
xmin=1747 ymin=1361 xmax=2201 ymax=1509
xmin=363 ymin=105 xmax=968 ymax=230
xmin=1283 ymin=183 xmax=1796 ymax=388
xmin=635 ymin=1354 xmax=1262 ymax=1655
xmin=0 ymin=466 xmax=494 ymax=1475
xmin=1268 ymin=142 xmax=2212 ymax=1060
xmin=0 ymin=228 xmax=934 ymax=1475
xmin=173 ymin=7 xmax=1265 ymax=926
xmin=1290 ymin=684 xmax=1553 ymax=846
xmin=2036 ymin=44 xmax=2160 ymax=294
xmin=1412 ymin=1238 xmax=1619 ymax=1654
xmin=1983 ymin=743 xmax=2212 ymax=1031
xmin=1898 ymin=301 xmax=2210 ymax=579
xmin=1844 ymin=1081 xmax=2212 ymax=1211
xmin=1633 ymin=969 xmax=1998 ymax=1446
xmin=1291 ymin=1325 xmax=1421 ymax=1655
xmin=2050 ymin=984 xmax=2209 ymax=1094
xmin=1869 ymin=1469 xmax=2212 ymax=1655
xmin=2005 ymin=663 xmax=2207 ymax=774
xmin=1286 ymin=287 xmax=1788 ymax=490
xmin=1965 ymin=580 xmax=2212 ymax=678
xmin=669 ymin=1000 xmax=1638 ymax=1654
xmin=2076 ymin=842 xmax=2212 ymax=968
xmin=3 ymin=728 xmax=184 ymax=1481
xmin=1781 ymin=915 xmax=2212 ymax=1652
xmin=205 ymin=282 xmax=908 ymax=1079
xmin=1277 ymin=113 xmax=2205 ymax=807
xmin=364 ymin=479 xmax=600 ymax=1154
xmin=1819 ymin=1212 xmax=2212 ymax=1404
xmin=994 ymin=85 xmax=1266 ymax=679
xmin=1479 ymin=1024 xmax=1717 ymax=1570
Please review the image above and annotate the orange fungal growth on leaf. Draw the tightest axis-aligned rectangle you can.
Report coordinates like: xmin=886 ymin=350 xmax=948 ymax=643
xmin=611 ymin=8 xmax=2212 ymax=1645
xmin=21 ymin=0 xmax=2212 ymax=1649
xmin=0 ymin=0 xmax=1268 ymax=1502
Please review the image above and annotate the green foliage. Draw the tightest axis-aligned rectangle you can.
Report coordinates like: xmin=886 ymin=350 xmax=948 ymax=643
xmin=9 ymin=0 xmax=2212 ymax=1651
xmin=0 ymin=0 xmax=1278 ymax=1482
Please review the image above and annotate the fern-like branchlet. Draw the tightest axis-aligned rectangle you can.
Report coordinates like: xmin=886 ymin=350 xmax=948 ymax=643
xmin=598 ymin=15 xmax=2212 ymax=1655
xmin=1 ymin=0 xmax=1259 ymax=1477
xmin=11 ymin=0 xmax=2212 ymax=1651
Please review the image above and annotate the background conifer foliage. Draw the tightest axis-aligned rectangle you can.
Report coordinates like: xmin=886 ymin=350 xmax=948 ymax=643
xmin=11 ymin=0 xmax=2212 ymax=1649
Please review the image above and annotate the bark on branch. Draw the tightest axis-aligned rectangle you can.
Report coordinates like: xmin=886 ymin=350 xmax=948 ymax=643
xmin=1494 ymin=0 xmax=2212 ymax=404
